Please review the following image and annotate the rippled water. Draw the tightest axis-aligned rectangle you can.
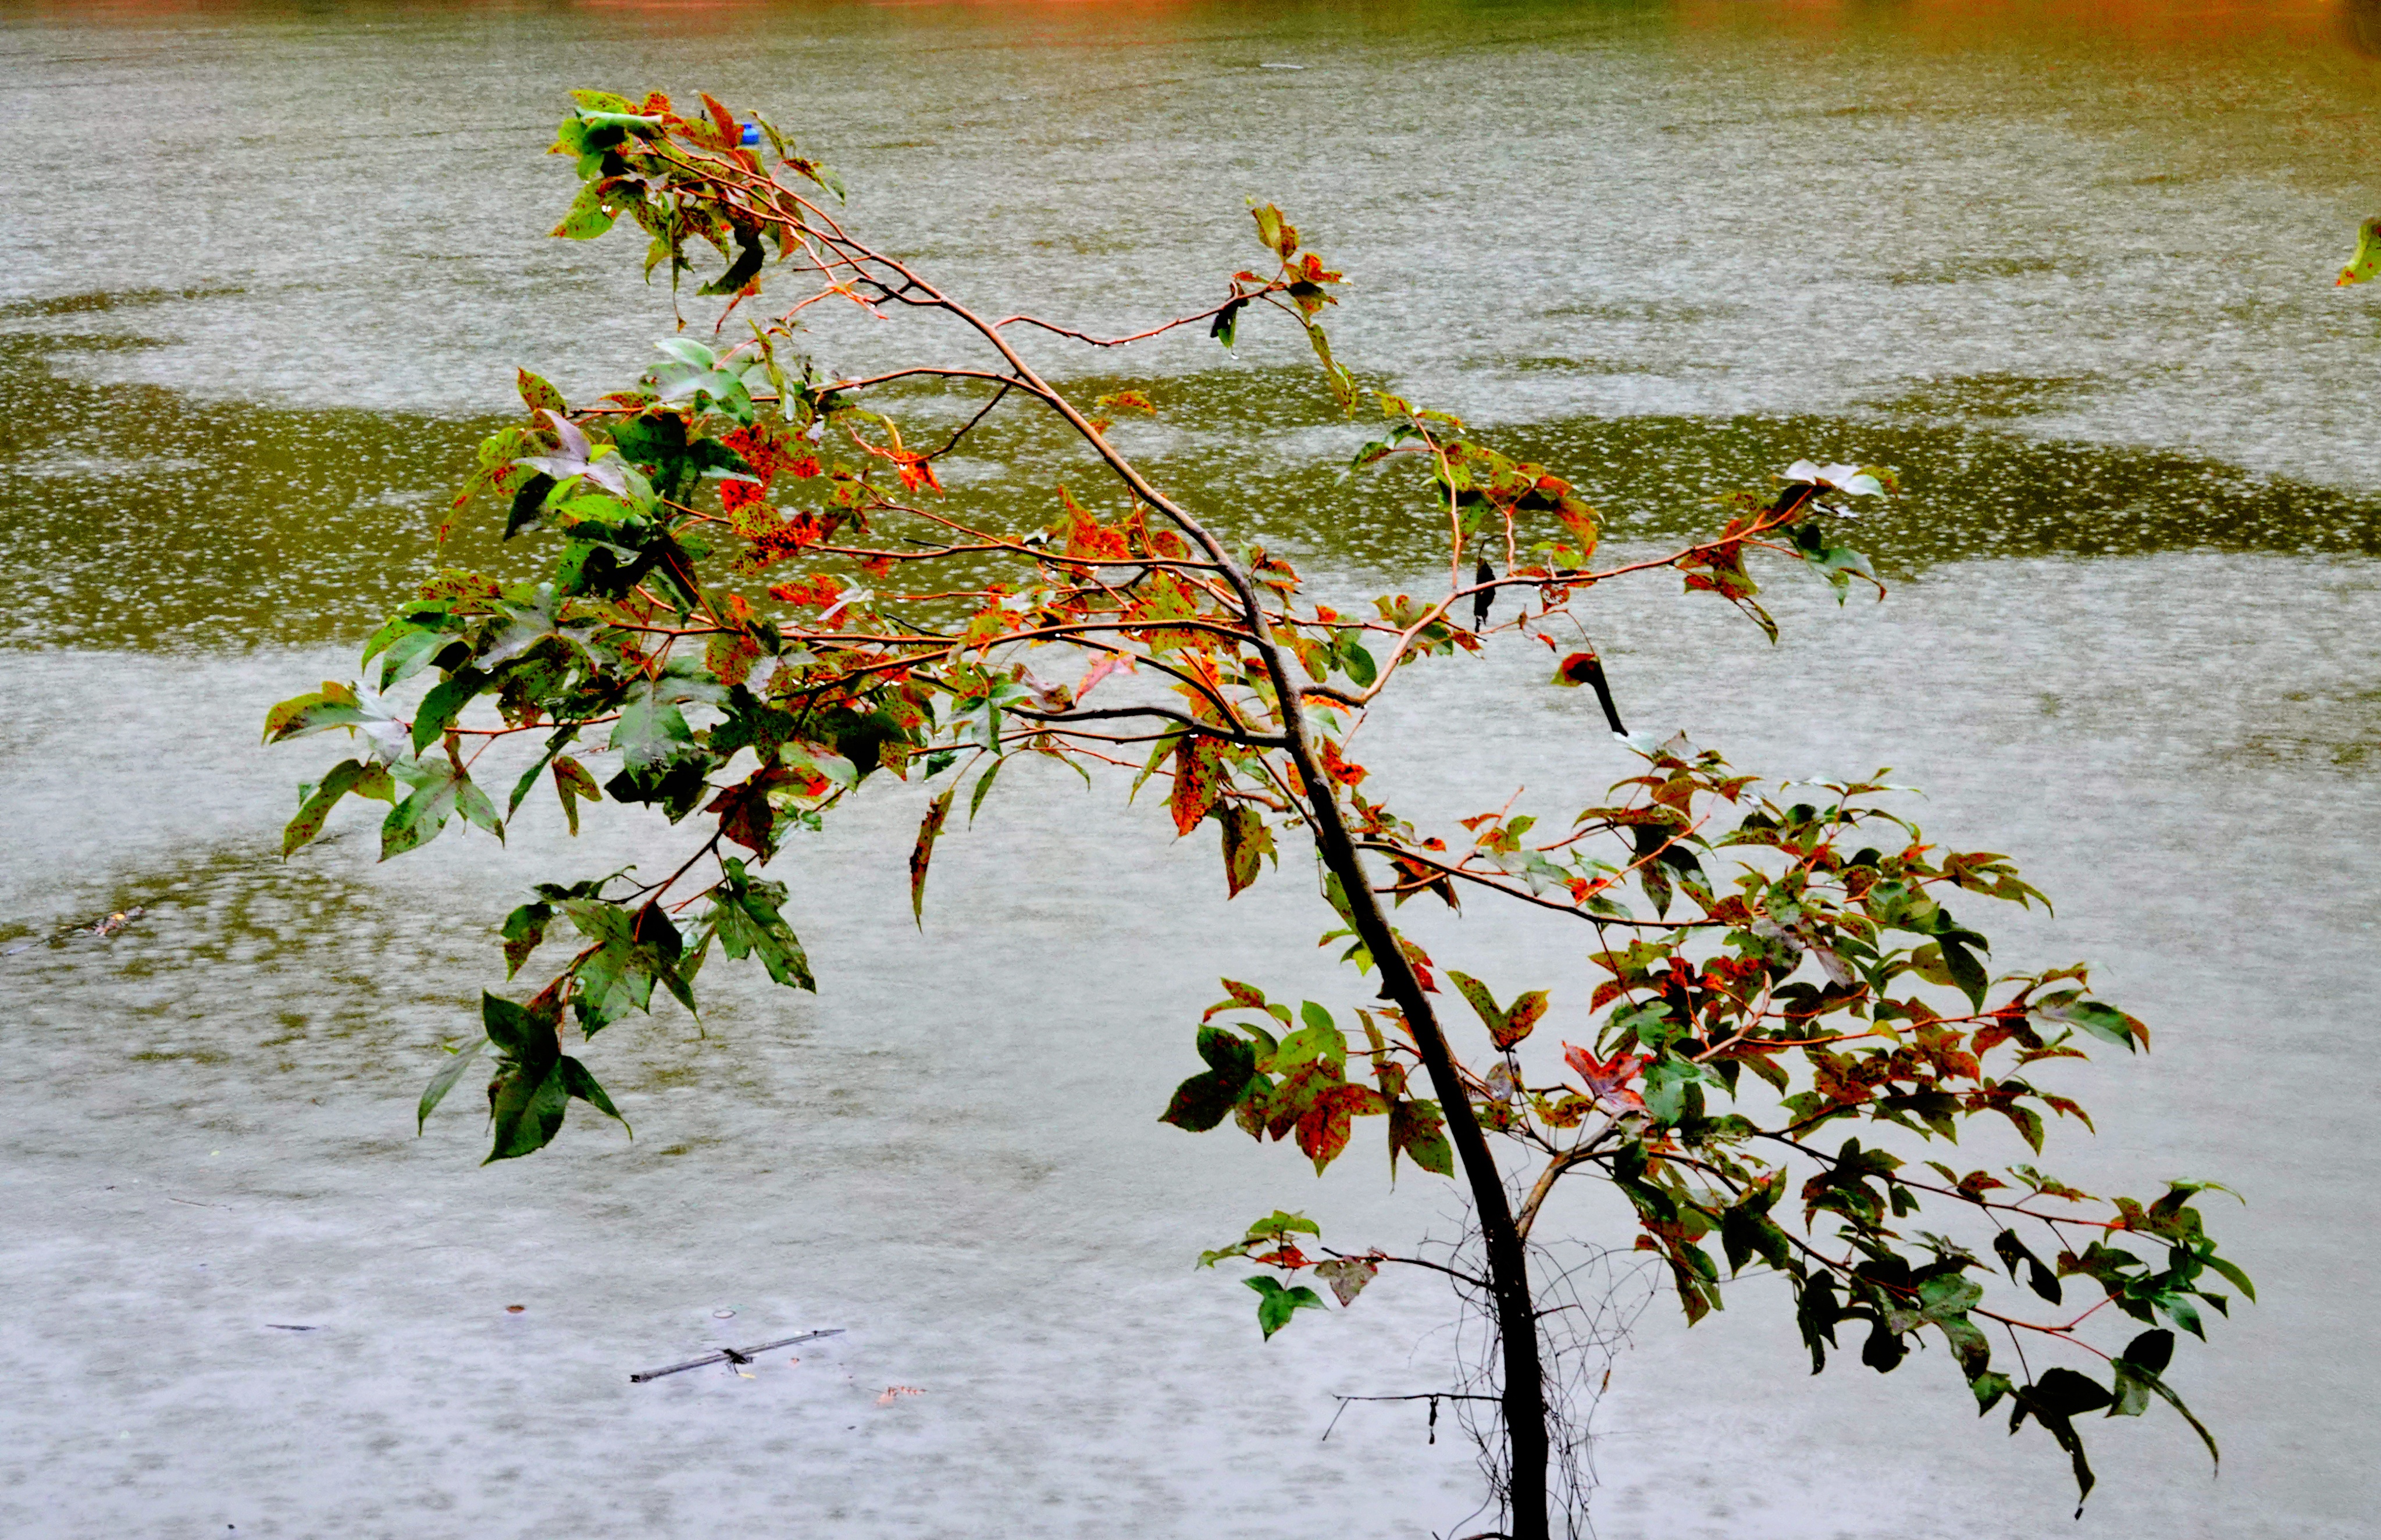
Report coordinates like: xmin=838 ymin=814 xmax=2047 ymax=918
xmin=3 ymin=3 xmax=2378 ymax=1537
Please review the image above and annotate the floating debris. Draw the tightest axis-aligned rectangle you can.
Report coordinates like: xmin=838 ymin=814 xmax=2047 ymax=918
xmin=876 ymin=1385 xmax=926 ymax=1405
xmin=629 ymin=1328 xmax=844 ymax=1384
xmin=3 ymin=904 xmax=147 ymax=956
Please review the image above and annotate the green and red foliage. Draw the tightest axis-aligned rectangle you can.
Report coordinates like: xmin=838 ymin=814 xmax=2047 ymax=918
xmin=266 ymin=89 xmax=2247 ymax=1538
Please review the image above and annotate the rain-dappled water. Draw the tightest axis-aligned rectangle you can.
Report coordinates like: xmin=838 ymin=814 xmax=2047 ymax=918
xmin=3 ymin=3 xmax=2379 ymax=1537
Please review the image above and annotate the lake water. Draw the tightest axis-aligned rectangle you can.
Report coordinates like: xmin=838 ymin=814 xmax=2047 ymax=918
xmin=3 ymin=2 xmax=2377 ymax=1536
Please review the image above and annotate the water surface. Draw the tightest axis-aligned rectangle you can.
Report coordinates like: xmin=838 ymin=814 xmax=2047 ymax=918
xmin=3 ymin=4 xmax=2378 ymax=1537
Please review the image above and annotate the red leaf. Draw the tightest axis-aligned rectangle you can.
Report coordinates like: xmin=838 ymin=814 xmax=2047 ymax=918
xmin=1562 ymin=1041 xmax=1646 ymax=1111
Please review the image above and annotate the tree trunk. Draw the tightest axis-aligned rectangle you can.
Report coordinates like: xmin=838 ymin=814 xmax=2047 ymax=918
xmin=1293 ymin=772 xmax=1552 ymax=1540
xmin=939 ymin=309 xmax=1552 ymax=1538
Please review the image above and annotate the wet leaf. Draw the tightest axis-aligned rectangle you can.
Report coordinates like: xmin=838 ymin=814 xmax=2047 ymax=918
xmin=1170 ymin=735 xmax=1222 ymax=836
xmin=708 ymin=858 xmax=813 ymax=990
xmin=1243 ymin=1275 xmax=1323 ymax=1341
xmin=2339 ymin=215 xmax=2381 ymax=287
xmin=553 ymin=755 xmax=602 ymax=836
xmin=282 ymin=758 xmax=396 ymax=857
xmin=1161 ymin=1027 xmax=1259 ymax=1132
xmin=416 ymin=1036 xmax=487 ymax=1133
xmin=1388 ymin=1097 xmax=1454 ymax=1179
xmin=1219 ymin=804 xmax=1275 ymax=897
xmin=910 ymin=789 xmax=955 ymax=925
xmin=1313 ymin=1256 xmax=1378 ymax=1307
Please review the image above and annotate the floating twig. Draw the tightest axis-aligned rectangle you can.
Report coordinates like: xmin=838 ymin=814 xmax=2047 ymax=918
xmin=629 ymin=1328 xmax=843 ymax=1383
xmin=3 ymin=905 xmax=147 ymax=956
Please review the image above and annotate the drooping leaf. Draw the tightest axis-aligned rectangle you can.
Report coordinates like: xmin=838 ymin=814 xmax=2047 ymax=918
xmin=707 ymin=857 xmax=813 ymax=990
xmin=1313 ymin=1256 xmax=1379 ymax=1307
xmin=501 ymin=901 xmax=554 ymax=980
xmin=2009 ymin=1367 xmax=2115 ymax=1513
xmin=416 ymin=1036 xmax=487 ymax=1134
xmin=910 ymin=789 xmax=955 ymax=926
xmin=482 ymin=989 xmax=568 ymax=1164
xmin=1388 ymin=1097 xmax=1455 ymax=1179
xmin=1170 ymin=734 xmax=1223 ymax=836
xmin=2339 ymin=215 xmax=2381 ymax=287
xmin=1160 ymin=1027 xmax=1259 ymax=1132
xmin=1243 ymin=1275 xmax=1324 ymax=1341
xmin=1218 ymin=804 xmax=1275 ymax=897
xmin=557 ymin=1054 xmax=630 ymax=1132
xmin=282 ymin=758 xmax=396 ymax=858
xmin=553 ymin=755 xmax=601 ymax=835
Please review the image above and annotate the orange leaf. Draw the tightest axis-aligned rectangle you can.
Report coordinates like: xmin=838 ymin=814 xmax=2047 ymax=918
xmin=1170 ymin=735 xmax=1222 ymax=836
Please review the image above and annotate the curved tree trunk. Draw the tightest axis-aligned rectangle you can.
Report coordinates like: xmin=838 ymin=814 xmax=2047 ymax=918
xmin=939 ymin=298 xmax=1552 ymax=1540
xmin=1287 ymin=768 xmax=1552 ymax=1540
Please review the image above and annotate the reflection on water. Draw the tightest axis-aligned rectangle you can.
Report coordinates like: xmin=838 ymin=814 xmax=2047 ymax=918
xmin=12 ymin=312 xmax=2381 ymax=652
xmin=3 ymin=3 xmax=2379 ymax=1538
xmin=0 ymin=297 xmax=502 ymax=651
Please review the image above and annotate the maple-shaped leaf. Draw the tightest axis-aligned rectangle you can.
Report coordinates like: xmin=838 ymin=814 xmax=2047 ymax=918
xmin=1562 ymin=1041 xmax=1646 ymax=1112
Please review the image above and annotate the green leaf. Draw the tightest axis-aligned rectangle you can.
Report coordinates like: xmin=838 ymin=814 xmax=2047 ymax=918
xmin=1218 ymin=804 xmax=1275 ymax=898
xmin=500 ymin=901 xmax=554 ymax=979
xmin=968 ymin=753 xmax=1008 ymax=825
xmin=1160 ymin=1028 xmax=1259 ymax=1131
xmin=557 ymin=1054 xmax=630 ymax=1132
xmin=2109 ymin=1335 xmax=2219 ymax=1467
xmin=1336 ymin=635 xmax=1377 ymax=687
xmin=2339 ymin=214 xmax=2381 ymax=287
xmin=910 ymin=789 xmax=956 ymax=925
xmin=372 ymin=620 xmax=456 ymax=691
xmin=606 ymin=676 xmax=709 ymax=815
xmin=482 ymin=988 xmax=567 ymax=1163
xmin=455 ymin=773 xmax=504 ymax=842
xmin=1243 ymin=1275 xmax=1324 ymax=1341
xmin=2056 ymin=999 xmax=2140 ymax=1051
xmin=2009 ymin=1367 xmax=2115 ymax=1512
xmin=507 ymin=728 xmax=580 ymax=819
xmin=382 ymin=756 xmax=471 ymax=860
xmin=486 ymin=1057 xmax=571 ymax=1162
xmin=1445 ymin=971 xmax=1550 ymax=1051
xmin=1245 ymin=1210 xmax=1321 ymax=1240
xmin=2201 ymin=1252 xmax=2257 ymax=1304
xmin=263 ymin=680 xmax=377 ymax=744
xmin=412 ymin=668 xmax=487 ymax=753
xmin=281 ymin=758 xmax=395 ymax=858
xmin=708 ymin=857 xmax=814 ymax=990
xmin=516 ymin=368 xmax=567 ymax=416
xmin=416 ymin=1036 xmax=487 ymax=1133
xmin=553 ymin=178 xmax=621 ymax=240
xmin=697 ymin=231 xmax=765 ymax=297
xmin=1388 ymin=1097 xmax=1453 ymax=1179
xmin=554 ymin=755 xmax=601 ymax=835
xmin=1209 ymin=296 xmax=1247 ymax=348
